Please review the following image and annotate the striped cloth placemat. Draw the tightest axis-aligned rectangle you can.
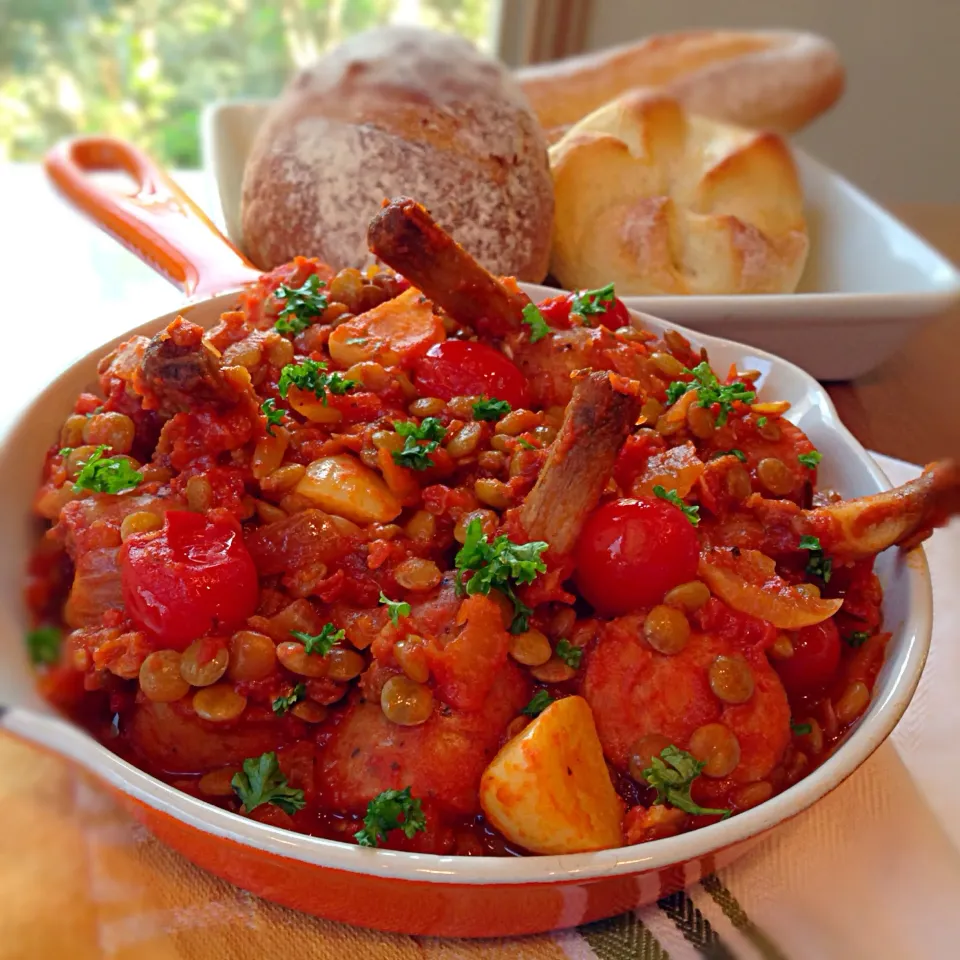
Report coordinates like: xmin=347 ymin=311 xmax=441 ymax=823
xmin=2 ymin=454 xmax=958 ymax=960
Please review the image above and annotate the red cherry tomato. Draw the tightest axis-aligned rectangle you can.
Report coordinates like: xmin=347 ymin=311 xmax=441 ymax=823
xmin=120 ymin=510 xmax=259 ymax=649
xmin=773 ymin=620 xmax=841 ymax=695
xmin=536 ymin=292 xmax=631 ymax=331
xmin=574 ymin=497 xmax=700 ymax=616
xmin=414 ymin=340 xmax=529 ymax=408
xmin=537 ymin=295 xmax=573 ymax=328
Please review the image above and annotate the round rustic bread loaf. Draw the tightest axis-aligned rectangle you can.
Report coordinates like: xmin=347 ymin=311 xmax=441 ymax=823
xmin=549 ymin=89 xmax=809 ymax=296
xmin=241 ymin=27 xmax=554 ymax=281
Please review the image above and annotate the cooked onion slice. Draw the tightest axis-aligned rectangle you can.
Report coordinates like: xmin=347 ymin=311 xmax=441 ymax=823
xmin=699 ymin=547 xmax=842 ymax=630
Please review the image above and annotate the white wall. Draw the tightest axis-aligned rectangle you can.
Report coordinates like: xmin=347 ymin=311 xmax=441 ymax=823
xmin=584 ymin=0 xmax=960 ymax=203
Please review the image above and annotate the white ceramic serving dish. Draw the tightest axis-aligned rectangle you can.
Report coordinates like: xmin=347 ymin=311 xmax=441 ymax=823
xmin=202 ymin=98 xmax=960 ymax=382
xmin=0 ymin=280 xmax=932 ymax=935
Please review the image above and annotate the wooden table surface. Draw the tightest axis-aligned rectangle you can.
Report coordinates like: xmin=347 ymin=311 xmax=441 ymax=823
xmin=826 ymin=204 xmax=960 ymax=465
xmin=0 ymin=167 xmax=957 ymax=465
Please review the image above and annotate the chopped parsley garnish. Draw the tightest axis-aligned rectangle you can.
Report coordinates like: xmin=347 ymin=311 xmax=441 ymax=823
xmin=756 ymin=416 xmax=768 ymax=428
xmin=517 ymin=438 xmax=537 ymax=450
xmin=379 ymin=591 xmax=411 ymax=626
xmin=653 ymin=484 xmax=700 ymax=526
xmin=570 ymin=282 xmax=615 ymax=320
xmin=472 ymin=396 xmax=512 ymax=422
xmin=454 ymin=519 xmax=548 ymax=633
xmin=798 ymin=450 xmax=822 ymax=469
xmin=291 ymin=623 xmax=344 ymax=657
xmin=643 ymin=746 xmax=731 ymax=818
xmin=273 ymin=274 xmax=328 ymax=333
xmin=355 ymin=786 xmax=426 ymax=848
xmin=522 ymin=690 xmax=555 ymax=716
xmin=26 ymin=626 xmax=61 ymax=666
xmin=665 ymin=361 xmax=756 ymax=426
xmin=846 ymin=631 xmax=871 ymax=648
xmin=665 ymin=380 xmax=689 ymax=405
xmin=277 ymin=358 xmax=357 ymax=404
xmin=791 ymin=721 xmax=813 ymax=736
xmin=72 ymin=445 xmax=143 ymax=494
xmin=58 ymin=447 xmax=73 ymax=457
xmin=799 ymin=534 xmax=832 ymax=583
xmin=711 ymin=448 xmax=747 ymax=462
xmin=391 ymin=417 xmax=446 ymax=470
xmin=555 ymin=639 xmax=583 ymax=670
xmin=261 ymin=398 xmax=286 ymax=436
xmin=272 ymin=683 xmax=306 ymax=717
xmin=231 ymin=751 xmax=306 ymax=815
xmin=521 ymin=302 xmax=550 ymax=343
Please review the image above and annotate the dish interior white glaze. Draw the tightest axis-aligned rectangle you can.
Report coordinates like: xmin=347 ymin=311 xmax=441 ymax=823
xmin=0 ymin=287 xmax=932 ymax=884
xmin=201 ymin=99 xmax=960 ymax=381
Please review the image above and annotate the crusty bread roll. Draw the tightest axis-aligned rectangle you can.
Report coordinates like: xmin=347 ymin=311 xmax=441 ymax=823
xmin=549 ymin=90 xmax=809 ymax=296
xmin=242 ymin=27 xmax=553 ymax=281
xmin=518 ymin=30 xmax=844 ymax=136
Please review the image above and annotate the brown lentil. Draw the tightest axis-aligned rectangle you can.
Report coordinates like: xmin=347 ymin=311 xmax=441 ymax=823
xmin=627 ymin=733 xmax=674 ymax=783
xmin=708 ymin=655 xmax=755 ymax=704
xmin=381 ymin=675 xmax=434 ymax=726
xmin=139 ymin=651 xmax=190 ymax=703
xmin=325 ymin=648 xmax=366 ymax=682
xmin=725 ymin=465 xmax=753 ymax=500
xmin=228 ymin=631 xmax=277 ymax=682
xmin=276 ymin=641 xmax=329 ymax=678
xmin=496 ymin=409 xmax=540 ymax=436
xmin=446 ymin=422 xmax=483 ymax=458
xmin=394 ymin=636 xmax=430 ymax=684
xmin=179 ymin=640 xmax=230 ymax=687
xmin=835 ymin=680 xmax=870 ymax=724
xmin=689 ymin=723 xmax=741 ymax=778
xmin=687 ymin=404 xmax=716 ymax=439
xmin=507 ymin=629 xmax=552 ymax=666
xmin=120 ymin=510 xmax=163 ymax=542
xmin=198 ymin=768 xmax=237 ymax=797
xmin=643 ymin=605 xmax=691 ymax=655
xmin=193 ymin=684 xmax=247 ymax=722
xmin=757 ymin=457 xmax=795 ymax=496
xmin=474 ymin=478 xmax=511 ymax=509
xmin=84 ymin=411 xmax=136 ymax=453
xmin=409 ymin=397 xmax=445 ymax=418
xmin=663 ymin=581 xmax=710 ymax=611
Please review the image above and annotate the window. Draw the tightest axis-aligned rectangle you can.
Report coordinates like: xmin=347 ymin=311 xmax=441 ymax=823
xmin=0 ymin=0 xmax=494 ymax=167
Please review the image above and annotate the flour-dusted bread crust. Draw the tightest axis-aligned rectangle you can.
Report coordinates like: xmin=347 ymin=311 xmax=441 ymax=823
xmin=549 ymin=90 xmax=809 ymax=296
xmin=518 ymin=30 xmax=845 ymax=136
xmin=241 ymin=27 xmax=553 ymax=281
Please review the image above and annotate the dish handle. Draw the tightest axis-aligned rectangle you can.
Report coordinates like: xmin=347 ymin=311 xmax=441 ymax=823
xmin=44 ymin=136 xmax=263 ymax=298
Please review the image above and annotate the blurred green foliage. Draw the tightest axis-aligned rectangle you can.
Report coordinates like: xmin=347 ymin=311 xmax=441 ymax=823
xmin=0 ymin=0 xmax=491 ymax=167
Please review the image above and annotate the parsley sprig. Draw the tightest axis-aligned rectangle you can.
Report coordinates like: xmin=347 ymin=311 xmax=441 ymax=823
xmin=665 ymin=361 xmax=756 ymax=426
xmin=26 ymin=625 xmax=61 ymax=665
xmin=261 ymin=398 xmax=286 ymax=436
xmin=570 ymin=282 xmax=615 ymax=321
xmin=274 ymin=274 xmax=328 ymax=333
xmin=521 ymin=303 xmax=550 ymax=342
xmin=643 ymin=746 xmax=731 ymax=818
xmin=391 ymin=418 xmax=446 ymax=471
xmin=454 ymin=519 xmax=548 ymax=633
xmin=791 ymin=721 xmax=813 ymax=736
xmin=231 ymin=751 xmax=306 ymax=815
xmin=291 ymin=624 xmax=344 ymax=657
xmin=73 ymin=445 xmax=143 ymax=494
xmin=653 ymin=485 xmax=700 ymax=526
xmin=522 ymin=690 xmax=554 ymax=716
xmin=379 ymin=591 xmax=411 ymax=626
xmin=472 ymin=396 xmax=512 ymax=422
xmin=798 ymin=450 xmax=822 ymax=469
xmin=799 ymin=534 xmax=833 ymax=583
xmin=278 ymin=359 xmax=357 ymax=405
xmin=272 ymin=683 xmax=306 ymax=717
xmin=846 ymin=631 xmax=871 ymax=648
xmin=555 ymin=639 xmax=583 ymax=670
xmin=355 ymin=787 xmax=427 ymax=848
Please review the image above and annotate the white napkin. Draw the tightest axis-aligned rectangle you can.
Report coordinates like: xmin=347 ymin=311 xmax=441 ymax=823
xmin=571 ymin=455 xmax=960 ymax=960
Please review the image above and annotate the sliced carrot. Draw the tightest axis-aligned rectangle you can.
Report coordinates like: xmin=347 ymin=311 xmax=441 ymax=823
xmin=376 ymin=446 xmax=421 ymax=506
xmin=328 ymin=287 xmax=445 ymax=368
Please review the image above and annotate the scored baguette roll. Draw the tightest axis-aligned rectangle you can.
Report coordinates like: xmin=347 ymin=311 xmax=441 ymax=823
xmin=518 ymin=30 xmax=844 ymax=136
xmin=549 ymin=90 xmax=809 ymax=296
xmin=241 ymin=27 xmax=553 ymax=282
